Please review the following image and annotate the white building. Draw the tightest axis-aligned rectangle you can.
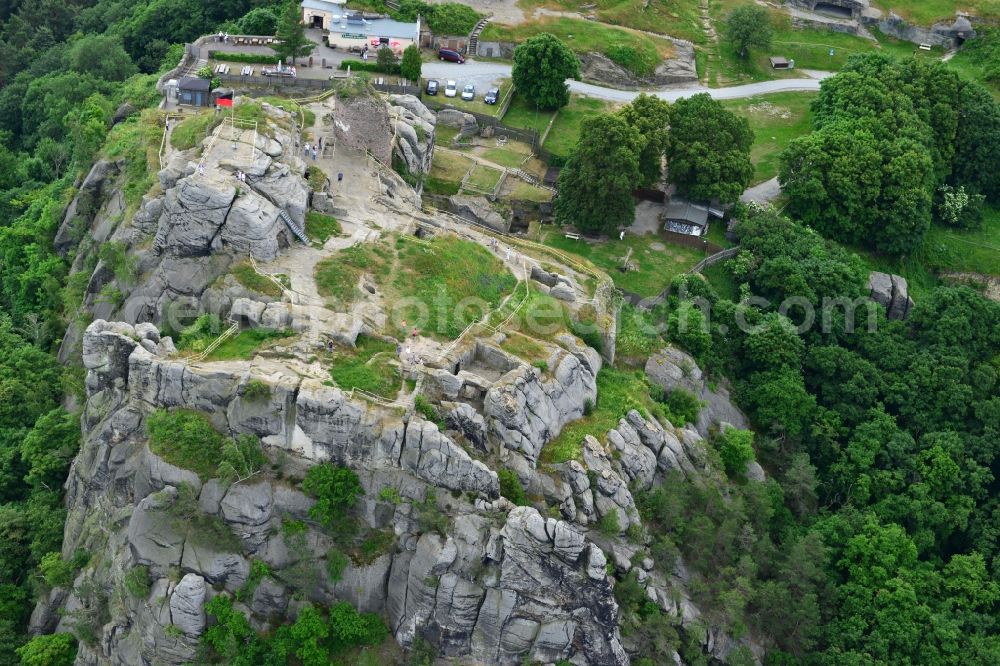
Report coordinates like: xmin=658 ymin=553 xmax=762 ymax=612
xmin=301 ymin=0 xmax=348 ymax=31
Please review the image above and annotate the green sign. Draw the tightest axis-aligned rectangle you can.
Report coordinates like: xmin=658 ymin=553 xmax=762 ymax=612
xmin=341 ymin=32 xmax=366 ymax=39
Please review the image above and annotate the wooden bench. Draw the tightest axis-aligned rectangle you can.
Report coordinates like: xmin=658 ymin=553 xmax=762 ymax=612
xmin=564 ymin=232 xmax=581 ymax=240
xmin=918 ymin=43 xmax=932 ymax=51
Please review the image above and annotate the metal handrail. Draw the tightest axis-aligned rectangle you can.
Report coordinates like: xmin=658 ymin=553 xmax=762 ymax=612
xmin=187 ymin=320 xmax=239 ymax=363
xmin=248 ymin=252 xmax=289 ymax=295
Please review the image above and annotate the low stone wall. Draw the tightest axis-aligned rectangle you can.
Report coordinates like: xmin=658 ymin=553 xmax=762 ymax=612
xmin=475 ymin=41 xmax=516 ymax=59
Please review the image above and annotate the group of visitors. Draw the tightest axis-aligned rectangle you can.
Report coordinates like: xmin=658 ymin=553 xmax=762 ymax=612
xmin=234 ymin=170 xmax=247 ymax=183
xmin=304 ymin=143 xmax=318 ymax=160
xmin=217 ymin=32 xmax=230 ymax=44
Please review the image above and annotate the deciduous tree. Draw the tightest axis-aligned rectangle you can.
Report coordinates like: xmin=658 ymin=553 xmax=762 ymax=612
xmin=554 ymin=113 xmax=641 ymax=234
xmin=617 ymin=93 xmax=671 ymax=188
xmin=511 ymin=33 xmax=579 ymax=110
xmin=400 ymin=43 xmax=422 ymax=82
xmin=725 ymin=4 xmax=772 ymax=58
xmin=666 ymin=93 xmax=753 ymax=203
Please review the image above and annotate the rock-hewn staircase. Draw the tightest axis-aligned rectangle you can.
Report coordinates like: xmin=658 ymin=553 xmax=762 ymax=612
xmin=278 ymin=208 xmax=311 ymax=244
xmin=467 ymin=16 xmax=491 ymax=56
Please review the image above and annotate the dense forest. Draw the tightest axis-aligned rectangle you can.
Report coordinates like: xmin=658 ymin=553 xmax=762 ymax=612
xmin=0 ymin=0 xmax=999 ymax=664
xmin=0 ymin=1 xmax=279 ymax=662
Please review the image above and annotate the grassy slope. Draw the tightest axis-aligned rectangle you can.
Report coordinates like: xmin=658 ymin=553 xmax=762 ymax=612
xmin=541 ymin=96 xmax=616 ymax=158
xmin=315 ymin=235 xmax=518 ymax=340
xmin=481 ymin=15 xmax=677 ymax=61
xmin=870 ymin=0 xmax=1000 ymax=24
xmin=541 ymin=230 xmax=704 ymax=297
xmin=722 ymin=92 xmax=817 ymax=184
xmin=328 ymin=335 xmax=400 ymax=398
xmin=516 ymin=0 xmax=704 ymax=44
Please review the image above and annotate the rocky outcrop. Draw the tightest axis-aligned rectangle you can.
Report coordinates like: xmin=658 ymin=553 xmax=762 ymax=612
xmin=448 ymin=194 xmax=509 ymax=230
xmin=578 ymin=41 xmax=697 ymax=88
xmin=485 ymin=346 xmax=600 ymax=464
xmin=436 ymin=108 xmax=479 ymax=141
xmin=646 ymin=346 xmax=749 ymax=438
xmin=388 ymin=95 xmax=436 ymax=177
xmin=868 ymin=270 xmax=913 ymax=320
xmin=387 ymin=507 xmax=626 ymax=665
xmin=55 ymin=159 xmax=124 ymax=255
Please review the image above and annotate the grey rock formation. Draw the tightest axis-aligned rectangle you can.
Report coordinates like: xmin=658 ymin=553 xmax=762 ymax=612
xmin=448 ymin=194 xmax=509 ymax=231
xmin=868 ymin=271 xmax=914 ymax=320
xmin=578 ymin=41 xmax=697 ymax=88
xmin=169 ymin=574 xmax=207 ymax=636
xmin=388 ymin=95 xmax=436 ymax=176
xmin=485 ymin=349 xmax=600 ymax=463
xmin=436 ymin=108 xmax=479 ymax=141
xmin=646 ymin=346 xmax=749 ymax=437
xmin=55 ymin=159 xmax=123 ymax=255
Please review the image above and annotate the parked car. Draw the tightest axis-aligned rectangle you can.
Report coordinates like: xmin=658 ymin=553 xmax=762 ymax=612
xmin=484 ymin=87 xmax=500 ymax=104
xmin=438 ymin=48 xmax=465 ymax=63
xmin=444 ymin=80 xmax=458 ymax=97
xmin=461 ymin=83 xmax=475 ymax=101
xmin=426 ymin=79 xmax=439 ymax=95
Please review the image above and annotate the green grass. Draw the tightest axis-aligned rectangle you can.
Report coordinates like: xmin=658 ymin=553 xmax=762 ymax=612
xmin=481 ymin=141 xmax=533 ymax=168
xmin=204 ymin=328 xmax=295 ymax=361
xmin=465 ymin=165 xmax=504 ymax=193
xmin=616 ymin=302 xmax=666 ymax=360
xmin=328 ymin=335 xmax=400 ymax=398
xmin=306 ymin=211 xmax=342 ymax=244
xmin=316 ymin=234 xmax=518 ymax=339
xmin=170 ymin=111 xmax=221 ymax=151
xmin=231 ymin=262 xmax=283 ymax=298
xmin=541 ymin=96 xmax=615 ymax=158
xmin=921 ymin=207 xmax=1000 ymax=276
xmin=482 ymin=16 xmax=676 ymax=76
xmin=101 ymin=109 xmax=161 ymax=210
xmin=541 ymin=230 xmax=704 ymax=297
xmin=435 ymin=124 xmax=460 ymax=145
xmin=516 ymin=0 xmax=704 ymax=44
xmin=701 ymin=260 xmax=741 ymax=302
xmin=500 ymin=332 xmax=550 ymax=364
xmin=945 ymin=27 xmax=1000 ymax=98
xmin=315 ymin=243 xmax=393 ymax=306
xmin=870 ymin=0 xmax=1000 ymax=25
xmin=146 ymin=409 xmax=225 ymax=480
xmin=541 ymin=367 xmax=655 ymax=463
xmin=721 ymin=92 xmax=817 ymax=184
xmin=504 ymin=179 xmax=554 ymax=203
xmin=501 ymin=94 xmax=558 ymax=133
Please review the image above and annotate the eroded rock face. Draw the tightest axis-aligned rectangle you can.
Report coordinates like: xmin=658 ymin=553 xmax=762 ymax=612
xmin=646 ymin=346 xmax=750 ymax=437
xmin=42 ymin=319 xmax=632 ymax=666
xmin=579 ymin=41 xmax=697 ymax=88
xmin=484 ymin=348 xmax=600 ymax=464
xmin=868 ymin=270 xmax=913 ymax=320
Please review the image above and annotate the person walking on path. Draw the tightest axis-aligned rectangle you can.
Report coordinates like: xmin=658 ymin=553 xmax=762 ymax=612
xmin=311 ymin=146 xmax=317 ymax=160
xmin=304 ymin=142 xmax=311 ymax=157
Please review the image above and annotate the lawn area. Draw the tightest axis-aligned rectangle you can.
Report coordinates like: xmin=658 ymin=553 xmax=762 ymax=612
xmin=482 ymin=16 xmax=675 ymax=76
xmin=502 ymin=93 xmax=558 ymax=133
xmin=871 ymin=1 xmax=1000 ymax=25
xmin=170 ymin=111 xmax=221 ymax=150
xmin=541 ymin=229 xmax=705 ymax=297
xmin=921 ymin=207 xmax=1000 ymax=277
xmin=722 ymin=91 xmax=817 ymax=184
xmin=465 ymin=164 xmax=504 ymax=193
xmin=231 ymin=262 xmax=284 ymax=298
xmin=305 ymin=211 xmax=342 ymax=244
xmin=328 ymin=335 xmax=400 ymax=399
xmin=502 ymin=179 xmax=554 ymax=203
xmin=701 ymin=259 xmax=741 ymax=302
xmin=315 ymin=234 xmax=518 ymax=339
xmin=500 ymin=331 xmax=551 ymax=365
xmin=541 ymin=367 xmax=655 ymax=463
xmin=541 ymin=96 xmax=616 ymax=159
xmin=481 ymin=139 xmax=533 ymax=168
xmin=425 ymin=149 xmax=472 ymax=196
xmin=516 ymin=0 xmax=704 ymax=44
xmin=204 ymin=328 xmax=295 ymax=361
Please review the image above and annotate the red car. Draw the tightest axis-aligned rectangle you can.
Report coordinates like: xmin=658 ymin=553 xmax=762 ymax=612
xmin=438 ymin=48 xmax=465 ymax=63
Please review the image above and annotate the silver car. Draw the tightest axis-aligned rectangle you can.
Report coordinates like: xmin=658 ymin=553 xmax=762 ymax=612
xmin=461 ymin=83 xmax=475 ymax=101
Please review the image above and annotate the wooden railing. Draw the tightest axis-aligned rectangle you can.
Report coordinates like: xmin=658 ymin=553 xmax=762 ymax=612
xmin=187 ymin=320 xmax=239 ymax=363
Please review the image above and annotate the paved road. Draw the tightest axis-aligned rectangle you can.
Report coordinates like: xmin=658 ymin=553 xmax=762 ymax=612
xmin=423 ymin=60 xmax=832 ymax=102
